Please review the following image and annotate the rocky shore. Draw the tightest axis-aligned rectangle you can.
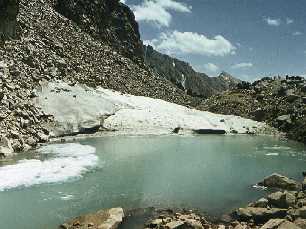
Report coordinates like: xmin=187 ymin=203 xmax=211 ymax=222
xmin=59 ymin=173 xmax=306 ymax=229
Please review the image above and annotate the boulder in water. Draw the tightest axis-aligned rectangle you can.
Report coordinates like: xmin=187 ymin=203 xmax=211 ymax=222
xmin=257 ymin=173 xmax=301 ymax=191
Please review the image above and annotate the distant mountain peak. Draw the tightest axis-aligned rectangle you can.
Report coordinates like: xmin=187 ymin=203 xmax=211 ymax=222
xmin=218 ymin=71 xmax=241 ymax=84
xmin=144 ymin=45 xmax=241 ymax=97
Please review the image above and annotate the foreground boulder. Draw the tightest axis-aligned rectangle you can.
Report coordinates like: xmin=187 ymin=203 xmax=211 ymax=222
xmin=145 ymin=211 xmax=211 ymax=229
xmin=0 ymin=0 xmax=20 ymax=39
xmin=302 ymin=177 xmax=306 ymax=191
xmin=267 ymin=191 xmax=296 ymax=208
xmin=294 ymin=219 xmax=306 ymax=229
xmin=260 ymin=219 xmax=300 ymax=229
xmin=258 ymin=173 xmax=301 ymax=191
xmin=59 ymin=208 xmax=124 ymax=229
xmin=235 ymin=207 xmax=287 ymax=223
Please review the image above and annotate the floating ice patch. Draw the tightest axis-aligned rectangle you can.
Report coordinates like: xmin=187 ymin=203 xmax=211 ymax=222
xmin=252 ymin=184 xmax=267 ymax=190
xmin=265 ymin=153 xmax=279 ymax=156
xmin=263 ymin=146 xmax=291 ymax=150
xmin=0 ymin=143 xmax=98 ymax=191
xmin=60 ymin=194 xmax=75 ymax=200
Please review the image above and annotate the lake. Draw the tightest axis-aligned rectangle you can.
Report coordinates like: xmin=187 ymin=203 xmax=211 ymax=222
xmin=0 ymin=135 xmax=305 ymax=229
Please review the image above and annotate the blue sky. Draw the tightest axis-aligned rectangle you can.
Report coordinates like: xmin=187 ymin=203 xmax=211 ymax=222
xmin=122 ymin=0 xmax=306 ymax=81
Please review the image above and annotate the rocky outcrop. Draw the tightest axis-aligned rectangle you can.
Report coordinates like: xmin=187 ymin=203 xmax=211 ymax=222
xmin=257 ymin=173 xmax=301 ymax=191
xmin=235 ymin=207 xmax=287 ymax=224
xmin=0 ymin=0 xmax=20 ymax=39
xmin=201 ymin=76 xmax=306 ymax=143
xmin=144 ymin=45 xmax=241 ymax=98
xmin=145 ymin=211 xmax=210 ymax=229
xmin=224 ymin=172 xmax=306 ymax=228
xmin=59 ymin=207 xmax=124 ymax=229
xmin=261 ymin=219 xmax=300 ymax=229
xmin=55 ymin=0 xmax=144 ymax=61
xmin=267 ymin=191 xmax=296 ymax=208
xmin=0 ymin=136 xmax=14 ymax=157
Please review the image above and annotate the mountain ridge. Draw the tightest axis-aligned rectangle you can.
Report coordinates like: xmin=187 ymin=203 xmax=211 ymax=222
xmin=144 ymin=45 xmax=241 ymax=98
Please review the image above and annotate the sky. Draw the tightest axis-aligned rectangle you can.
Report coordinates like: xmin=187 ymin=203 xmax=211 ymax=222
xmin=121 ymin=0 xmax=306 ymax=81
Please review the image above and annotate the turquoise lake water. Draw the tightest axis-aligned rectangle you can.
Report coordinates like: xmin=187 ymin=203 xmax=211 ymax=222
xmin=0 ymin=135 xmax=305 ymax=229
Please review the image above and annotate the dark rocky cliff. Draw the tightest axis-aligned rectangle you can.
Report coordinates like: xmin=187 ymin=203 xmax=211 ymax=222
xmin=0 ymin=0 xmax=20 ymax=39
xmin=55 ymin=0 xmax=144 ymax=61
xmin=144 ymin=45 xmax=241 ymax=98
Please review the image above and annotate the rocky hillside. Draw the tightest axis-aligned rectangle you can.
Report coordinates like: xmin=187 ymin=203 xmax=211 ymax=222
xmin=200 ymin=76 xmax=306 ymax=143
xmin=55 ymin=0 xmax=144 ymax=61
xmin=0 ymin=0 xmax=200 ymax=156
xmin=144 ymin=45 xmax=241 ymax=98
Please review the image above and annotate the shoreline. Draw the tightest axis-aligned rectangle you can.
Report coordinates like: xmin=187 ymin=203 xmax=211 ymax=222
xmin=60 ymin=172 xmax=306 ymax=229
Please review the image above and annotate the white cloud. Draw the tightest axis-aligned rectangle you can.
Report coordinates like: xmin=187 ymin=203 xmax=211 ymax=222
xmin=264 ymin=17 xmax=281 ymax=26
xmin=131 ymin=0 xmax=191 ymax=27
xmin=120 ymin=0 xmax=126 ymax=3
xmin=145 ymin=31 xmax=236 ymax=56
xmin=231 ymin=62 xmax=253 ymax=69
xmin=204 ymin=63 xmax=219 ymax=73
xmin=286 ymin=18 xmax=294 ymax=24
xmin=293 ymin=31 xmax=303 ymax=36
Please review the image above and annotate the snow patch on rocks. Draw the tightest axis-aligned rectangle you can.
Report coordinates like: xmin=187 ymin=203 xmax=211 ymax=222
xmin=35 ymin=82 xmax=269 ymax=137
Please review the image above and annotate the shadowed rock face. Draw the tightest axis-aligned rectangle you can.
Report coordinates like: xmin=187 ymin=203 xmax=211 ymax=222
xmin=55 ymin=0 xmax=144 ymax=61
xmin=0 ymin=0 xmax=20 ymax=39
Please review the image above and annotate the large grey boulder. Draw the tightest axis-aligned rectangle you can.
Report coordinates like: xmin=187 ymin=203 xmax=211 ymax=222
xmin=260 ymin=219 xmax=300 ymax=229
xmin=0 ymin=0 xmax=20 ymax=39
xmin=267 ymin=191 xmax=296 ymax=208
xmin=249 ymin=198 xmax=269 ymax=208
xmin=258 ymin=173 xmax=301 ymax=191
xmin=59 ymin=208 xmax=124 ymax=229
xmin=235 ymin=207 xmax=287 ymax=224
xmin=302 ymin=177 xmax=306 ymax=191
xmin=294 ymin=219 xmax=306 ymax=229
xmin=0 ymin=136 xmax=14 ymax=157
xmin=288 ymin=206 xmax=306 ymax=219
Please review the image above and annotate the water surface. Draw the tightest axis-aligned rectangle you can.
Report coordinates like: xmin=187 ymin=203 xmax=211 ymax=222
xmin=0 ymin=135 xmax=305 ymax=229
